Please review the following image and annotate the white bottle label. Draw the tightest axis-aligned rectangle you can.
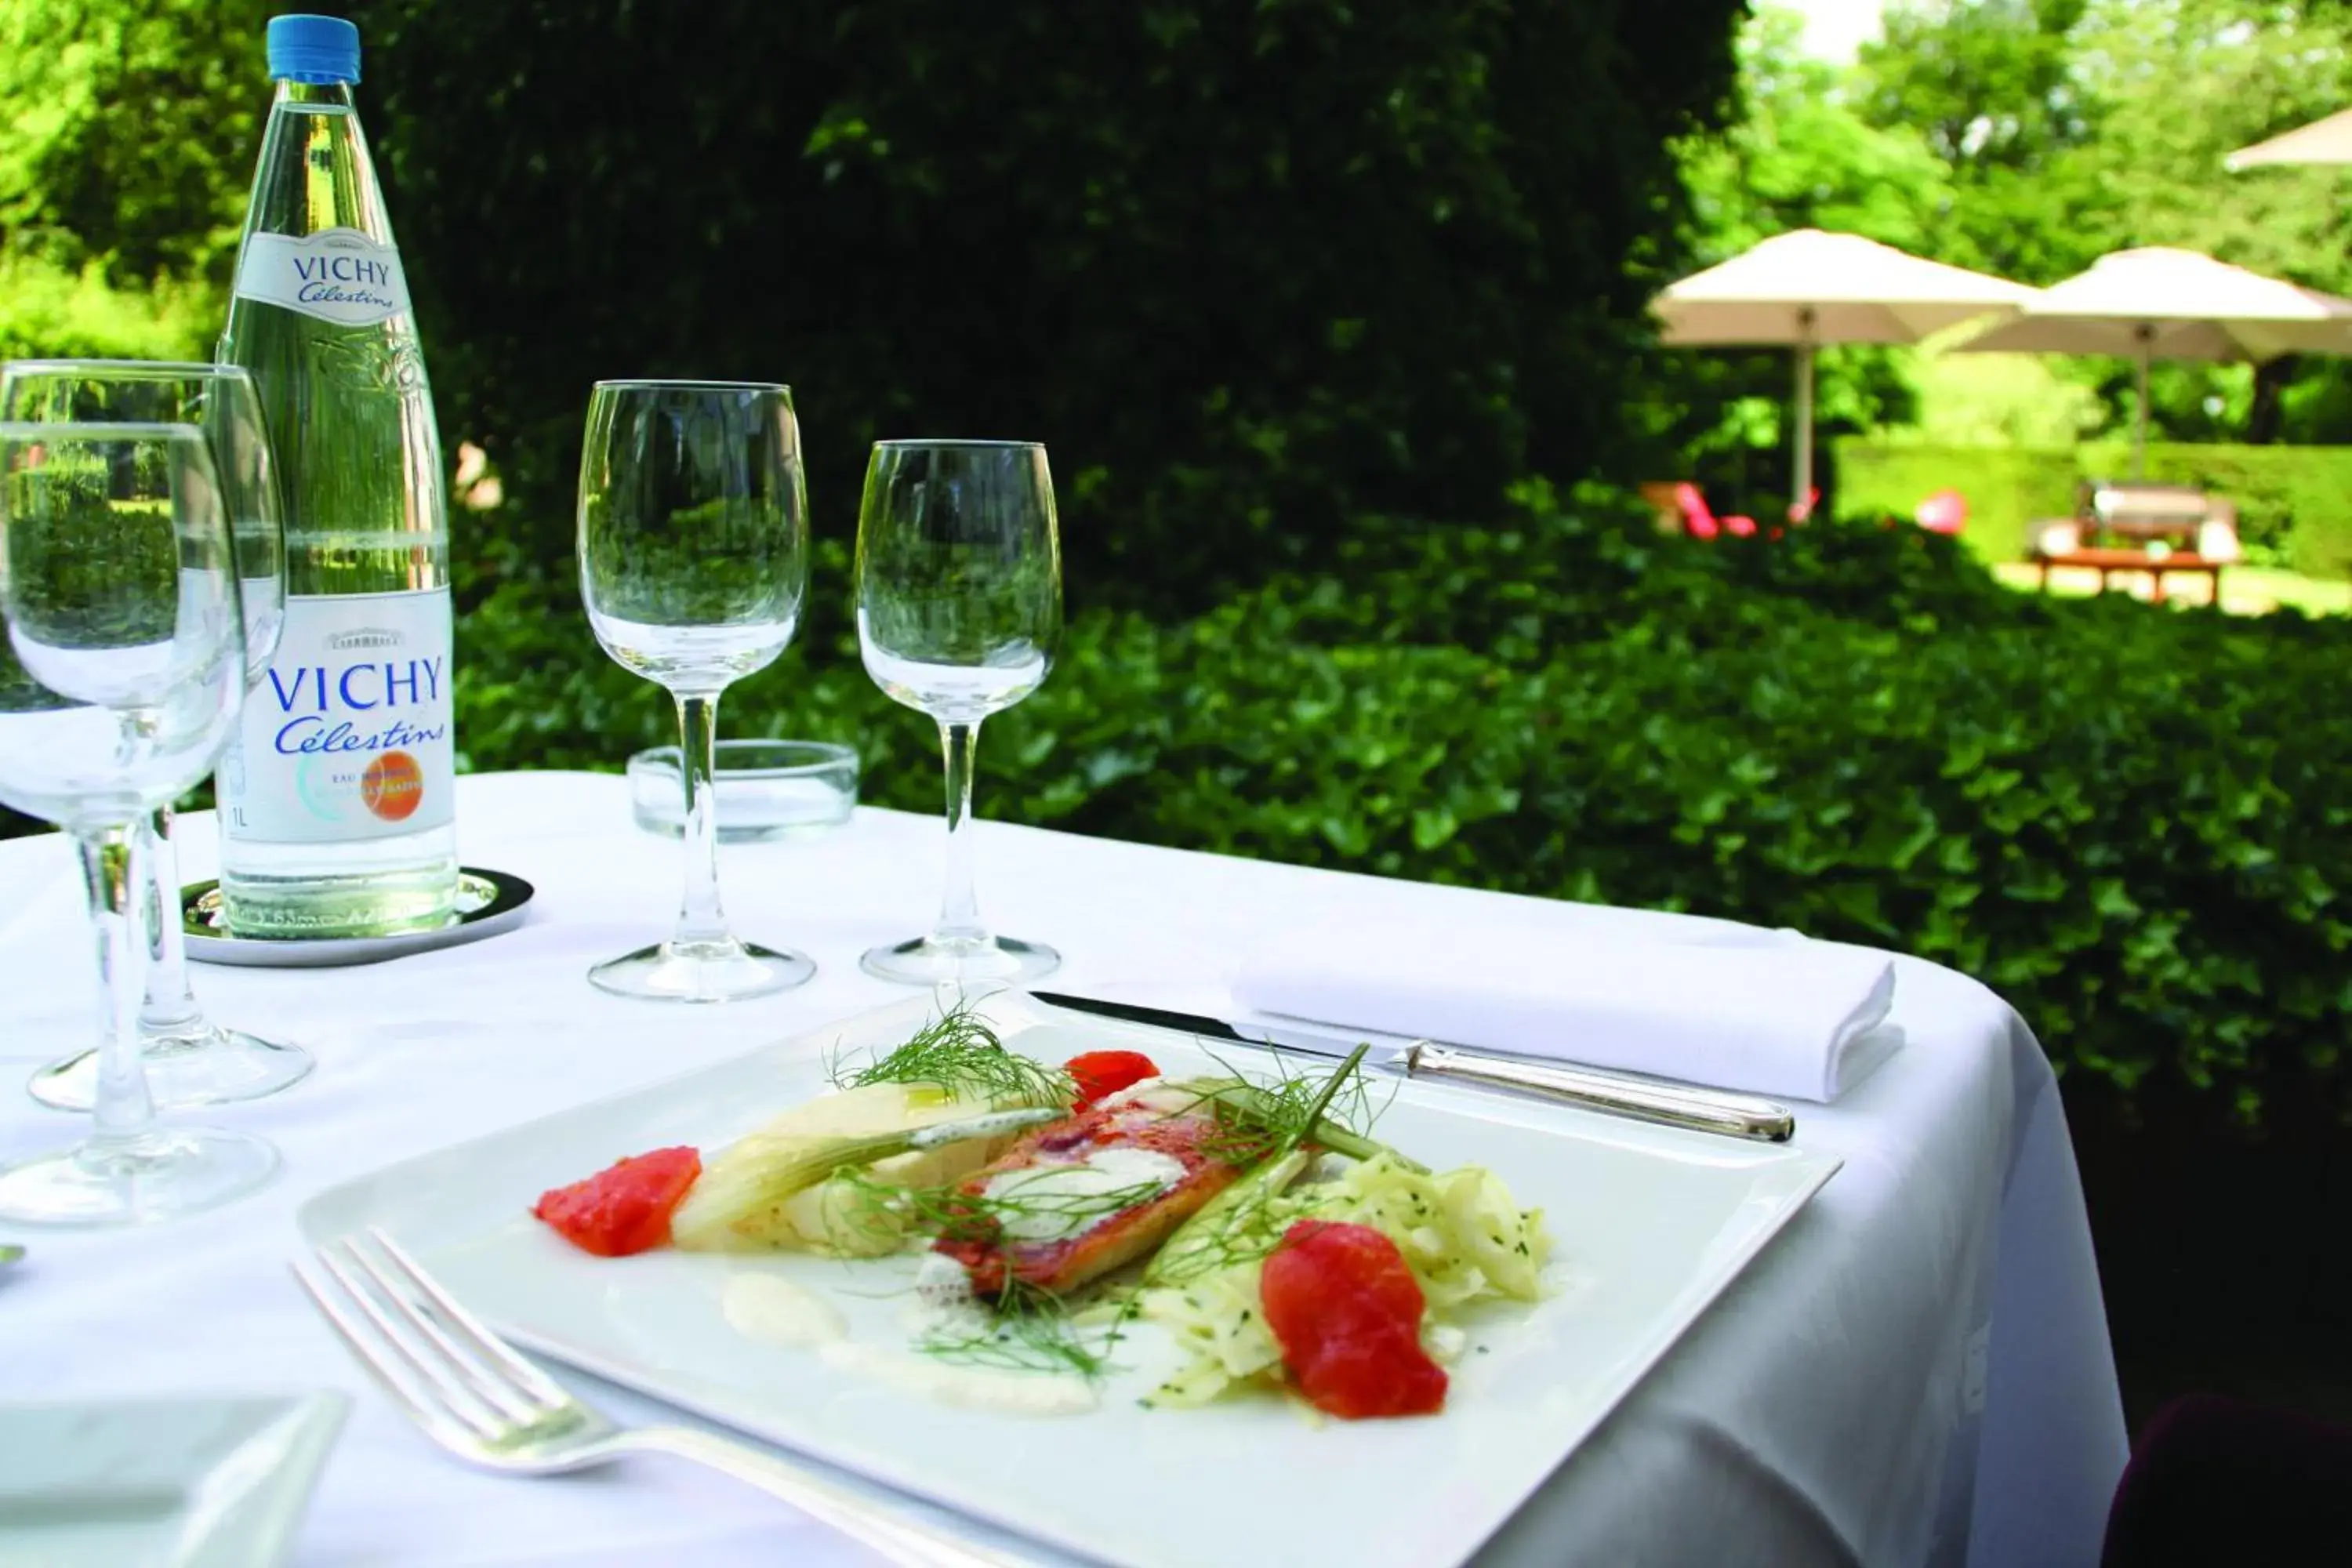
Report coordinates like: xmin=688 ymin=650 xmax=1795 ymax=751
xmin=233 ymin=227 xmax=410 ymax=326
xmin=219 ymin=590 xmax=455 ymax=844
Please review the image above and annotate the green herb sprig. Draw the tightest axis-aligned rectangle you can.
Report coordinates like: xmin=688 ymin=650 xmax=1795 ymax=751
xmin=909 ymin=1278 xmax=1142 ymax=1379
xmin=829 ymin=1004 xmax=1076 ymax=1109
xmin=1142 ymin=1046 xmax=1425 ymax=1285
xmin=829 ymin=1163 xmax=1167 ymax=1255
xmin=826 ymin=1158 xmax=1169 ymax=1378
xmin=1174 ymin=1044 xmax=1420 ymax=1171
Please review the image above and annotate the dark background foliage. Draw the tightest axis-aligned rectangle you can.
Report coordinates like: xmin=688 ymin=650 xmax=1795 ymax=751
xmin=353 ymin=0 xmax=1741 ymax=609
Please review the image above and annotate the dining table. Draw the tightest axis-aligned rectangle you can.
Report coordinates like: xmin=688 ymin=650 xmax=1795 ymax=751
xmin=0 ymin=769 xmax=2129 ymax=1568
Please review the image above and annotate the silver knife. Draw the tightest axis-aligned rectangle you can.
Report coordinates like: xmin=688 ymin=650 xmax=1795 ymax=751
xmin=1033 ymin=992 xmax=1796 ymax=1144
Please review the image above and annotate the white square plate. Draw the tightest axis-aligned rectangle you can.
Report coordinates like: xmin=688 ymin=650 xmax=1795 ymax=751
xmin=0 ymin=1392 xmax=349 ymax=1568
xmin=297 ymin=991 xmax=1839 ymax=1568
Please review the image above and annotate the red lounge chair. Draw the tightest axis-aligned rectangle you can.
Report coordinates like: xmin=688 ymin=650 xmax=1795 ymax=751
xmin=1674 ymin=483 xmax=1756 ymax=539
xmin=1915 ymin=489 xmax=1966 ymax=535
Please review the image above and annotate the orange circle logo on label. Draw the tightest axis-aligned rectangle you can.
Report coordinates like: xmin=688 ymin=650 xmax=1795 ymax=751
xmin=362 ymin=751 xmax=425 ymax=822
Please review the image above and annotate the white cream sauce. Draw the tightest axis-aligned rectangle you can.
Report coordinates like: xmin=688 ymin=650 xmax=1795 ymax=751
xmin=980 ymin=1147 xmax=1188 ymax=1243
xmin=720 ymin=1269 xmax=1097 ymax=1417
xmin=819 ymin=1341 xmax=1097 ymax=1417
xmin=722 ymin=1272 xmax=847 ymax=1348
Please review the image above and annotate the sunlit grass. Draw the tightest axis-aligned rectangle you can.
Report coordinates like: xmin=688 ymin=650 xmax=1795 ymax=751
xmin=1991 ymin=561 xmax=2352 ymax=617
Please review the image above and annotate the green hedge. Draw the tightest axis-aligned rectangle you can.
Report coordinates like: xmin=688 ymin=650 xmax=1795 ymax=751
xmin=0 ymin=256 xmax=216 ymax=365
xmin=1835 ymin=437 xmax=2352 ymax=577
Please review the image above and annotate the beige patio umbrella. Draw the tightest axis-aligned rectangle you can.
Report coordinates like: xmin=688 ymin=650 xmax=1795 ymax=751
xmin=2227 ymin=108 xmax=2352 ymax=169
xmin=1653 ymin=228 xmax=2036 ymax=512
xmin=1951 ymin=246 xmax=2352 ymax=475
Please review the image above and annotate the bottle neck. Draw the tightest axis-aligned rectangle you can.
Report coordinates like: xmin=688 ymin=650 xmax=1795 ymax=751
xmin=243 ymin=77 xmax=389 ymax=246
xmin=273 ymin=79 xmax=358 ymax=112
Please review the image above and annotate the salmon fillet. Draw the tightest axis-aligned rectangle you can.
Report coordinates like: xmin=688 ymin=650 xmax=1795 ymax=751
xmin=934 ymin=1098 xmax=1252 ymax=1296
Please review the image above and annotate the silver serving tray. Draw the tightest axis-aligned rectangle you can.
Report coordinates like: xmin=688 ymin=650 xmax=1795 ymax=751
xmin=183 ymin=867 xmax=534 ymax=968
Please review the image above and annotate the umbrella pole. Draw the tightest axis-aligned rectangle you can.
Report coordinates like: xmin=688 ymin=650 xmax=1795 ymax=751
xmin=1794 ymin=308 xmax=1816 ymax=517
xmin=2134 ymin=327 xmax=2153 ymax=481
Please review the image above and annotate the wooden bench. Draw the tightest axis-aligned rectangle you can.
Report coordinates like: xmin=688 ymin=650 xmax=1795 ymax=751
xmin=2031 ymin=546 xmax=2227 ymax=604
xmin=2028 ymin=482 xmax=2241 ymax=606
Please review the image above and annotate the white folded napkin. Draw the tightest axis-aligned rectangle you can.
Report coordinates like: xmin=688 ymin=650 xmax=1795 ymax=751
xmin=1230 ymin=919 xmax=1899 ymax=1104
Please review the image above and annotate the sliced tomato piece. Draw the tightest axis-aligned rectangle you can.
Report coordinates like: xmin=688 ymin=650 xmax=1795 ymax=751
xmin=1065 ymin=1049 xmax=1160 ymax=1109
xmin=532 ymin=1145 xmax=702 ymax=1257
xmin=1266 ymin=1219 xmax=1426 ymax=1323
xmin=1260 ymin=1218 xmax=1448 ymax=1419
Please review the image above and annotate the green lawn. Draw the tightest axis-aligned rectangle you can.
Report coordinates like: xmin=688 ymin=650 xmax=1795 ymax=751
xmin=1991 ymin=561 xmax=2352 ymax=616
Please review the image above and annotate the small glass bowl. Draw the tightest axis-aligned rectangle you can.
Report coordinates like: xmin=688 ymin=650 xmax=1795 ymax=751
xmin=627 ymin=740 xmax=858 ymax=841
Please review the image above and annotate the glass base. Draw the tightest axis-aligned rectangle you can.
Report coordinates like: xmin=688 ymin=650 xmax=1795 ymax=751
xmin=29 ymin=1025 xmax=314 ymax=1112
xmin=860 ymin=933 xmax=1061 ymax=986
xmin=0 ymin=1127 xmax=280 ymax=1229
xmin=588 ymin=935 xmax=815 ymax=1004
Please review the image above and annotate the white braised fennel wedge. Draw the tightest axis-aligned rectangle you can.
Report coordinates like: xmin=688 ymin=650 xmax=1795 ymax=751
xmin=670 ymin=1087 xmax=1062 ymax=1255
xmin=528 ymin=1007 xmax=1551 ymax=1421
xmin=673 ymin=1010 xmax=1082 ymax=1254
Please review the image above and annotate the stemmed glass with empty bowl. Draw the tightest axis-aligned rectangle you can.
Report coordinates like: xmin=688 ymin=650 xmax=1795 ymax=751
xmin=576 ymin=379 xmax=815 ymax=1004
xmin=855 ymin=439 xmax=1064 ymax=985
xmin=0 ymin=394 xmax=279 ymax=1224
xmin=0 ymin=358 xmax=309 ymax=1111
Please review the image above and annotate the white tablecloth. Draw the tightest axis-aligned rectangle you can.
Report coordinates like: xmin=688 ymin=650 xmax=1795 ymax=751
xmin=0 ymin=771 xmax=2128 ymax=1567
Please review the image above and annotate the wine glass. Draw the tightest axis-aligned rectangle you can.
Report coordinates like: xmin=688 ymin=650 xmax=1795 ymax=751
xmin=0 ymin=411 xmax=278 ymax=1225
xmin=577 ymin=379 xmax=815 ymax=1003
xmin=0 ymin=361 xmax=309 ymax=1111
xmin=855 ymin=440 xmax=1062 ymax=985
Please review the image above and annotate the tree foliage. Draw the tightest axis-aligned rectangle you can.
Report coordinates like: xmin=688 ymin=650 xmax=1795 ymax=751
xmin=349 ymin=0 xmax=1744 ymax=607
xmin=0 ymin=0 xmax=270 ymax=283
xmin=1647 ymin=9 xmax=1944 ymax=503
xmin=1856 ymin=0 xmax=2352 ymax=448
xmin=1686 ymin=9 xmax=1956 ymax=258
xmin=0 ymin=0 xmax=270 ymax=361
xmin=1857 ymin=0 xmax=2102 ymax=283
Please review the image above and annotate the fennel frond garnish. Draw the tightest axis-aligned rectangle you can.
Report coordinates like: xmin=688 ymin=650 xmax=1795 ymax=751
xmin=1178 ymin=1044 xmax=1416 ymax=1170
xmin=909 ymin=1276 xmax=1142 ymax=1379
xmin=829 ymin=1004 xmax=1076 ymax=1109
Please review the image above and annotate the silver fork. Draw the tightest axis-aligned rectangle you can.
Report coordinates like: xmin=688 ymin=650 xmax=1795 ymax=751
xmin=294 ymin=1227 xmax=1021 ymax=1568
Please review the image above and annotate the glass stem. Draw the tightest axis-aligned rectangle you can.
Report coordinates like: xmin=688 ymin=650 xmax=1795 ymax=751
xmin=79 ymin=824 xmax=158 ymax=1151
xmin=933 ymin=720 xmax=989 ymax=947
xmin=672 ymin=692 xmax=731 ymax=949
xmin=137 ymin=807 xmax=205 ymax=1042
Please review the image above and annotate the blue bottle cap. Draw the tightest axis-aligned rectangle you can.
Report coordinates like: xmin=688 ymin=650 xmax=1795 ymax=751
xmin=267 ymin=14 xmax=361 ymax=85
